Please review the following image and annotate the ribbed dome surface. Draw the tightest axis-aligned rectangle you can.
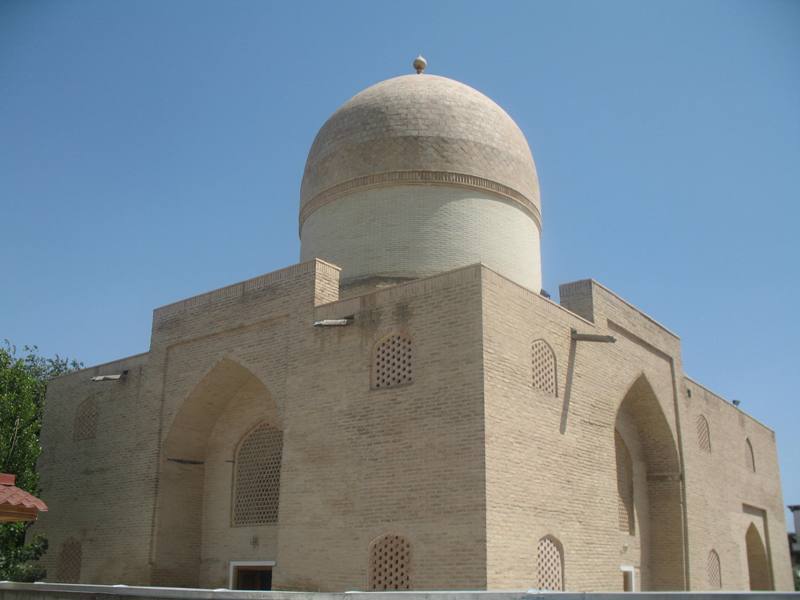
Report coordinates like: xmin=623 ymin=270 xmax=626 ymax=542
xmin=299 ymin=74 xmax=540 ymax=226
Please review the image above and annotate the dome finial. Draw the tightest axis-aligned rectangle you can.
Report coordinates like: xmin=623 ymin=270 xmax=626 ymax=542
xmin=413 ymin=55 xmax=427 ymax=74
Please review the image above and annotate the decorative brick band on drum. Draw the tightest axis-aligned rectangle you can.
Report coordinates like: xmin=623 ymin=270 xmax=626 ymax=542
xmin=300 ymin=187 xmax=543 ymax=293
xmin=537 ymin=536 xmax=564 ymax=591
xmin=300 ymin=170 xmax=542 ymax=230
xmin=232 ymin=423 xmax=283 ymax=526
xmin=369 ymin=534 xmax=411 ymax=591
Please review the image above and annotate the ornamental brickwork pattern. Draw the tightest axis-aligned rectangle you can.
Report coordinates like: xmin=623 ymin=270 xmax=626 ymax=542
xmin=369 ymin=534 xmax=411 ymax=591
xmin=531 ymin=339 xmax=557 ymax=396
xmin=56 ymin=539 xmax=82 ymax=583
xmin=537 ymin=536 xmax=564 ymax=591
xmin=373 ymin=334 xmax=413 ymax=389
xmin=232 ymin=423 xmax=283 ymax=526
xmin=697 ymin=415 xmax=711 ymax=453
xmin=73 ymin=397 xmax=97 ymax=441
xmin=707 ymin=549 xmax=721 ymax=588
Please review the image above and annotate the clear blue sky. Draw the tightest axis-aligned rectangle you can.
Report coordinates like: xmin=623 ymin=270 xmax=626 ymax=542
xmin=1 ymin=1 xmax=798 ymax=526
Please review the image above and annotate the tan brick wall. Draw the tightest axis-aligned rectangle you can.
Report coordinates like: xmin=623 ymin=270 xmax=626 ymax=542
xmin=274 ymin=264 xmax=487 ymax=591
xmin=32 ymin=352 xmax=154 ymax=585
xmin=483 ymin=272 xmax=685 ymax=591
xmin=31 ymin=263 xmax=792 ymax=591
xmin=682 ymin=377 xmax=793 ymax=590
xmin=148 ymin=260 xmax=338 ymax=587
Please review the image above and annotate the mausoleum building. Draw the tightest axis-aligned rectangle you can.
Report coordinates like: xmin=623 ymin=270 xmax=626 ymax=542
xmin=31 ymin=59 xmax=793 ymax=592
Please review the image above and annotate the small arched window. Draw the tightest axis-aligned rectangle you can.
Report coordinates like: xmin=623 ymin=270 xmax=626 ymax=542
xmin=369 ymin=534 xmax=410 ymax=590
xmin=372 ymin=334 xmax=413 ymax=389
xmin=537 ymin=535 xmax=564 ymax=591
xmin=56 ymin=538 xmax=82 ymax=583
xmin=531 ymin=339 xmax=557 ymax=396
xmin=73 ymin=397 xmax=97 ymax=441
xmin=745 ymin=438 xmax=756 ymax=472
xmin=696 ymin=415 xmax=711 ymax=453
xmin=615 ymin=431 xmax=634 ymax=534
xmin=707 ymin=549 xmax=722 ymax=588
xmin=232 ymin=422 xmax=283 ymax=526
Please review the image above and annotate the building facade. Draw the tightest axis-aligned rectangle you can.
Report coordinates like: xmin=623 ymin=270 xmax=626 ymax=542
xmin=31 ymin=63 xmax=793 ymax=592
xmin=789 ymin=505 xmax=799 ymax=588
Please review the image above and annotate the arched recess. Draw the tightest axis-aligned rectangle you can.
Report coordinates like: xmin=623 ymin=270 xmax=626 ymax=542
xmin=536 ymin=535 xmax=564 ymax=591
xmin=707 ymin=549 xmax=721 ymax=589
xmin=531 ymin=339 xmax=557 ymax=396
xmin=745 ymin=438 xmax=756 ymax=472
xmin=696 ymin=415 xmax=711 ymax=453
xmin=152 ymin=358 xmax=280 ymax=587
xmin=231 ymin=421 xmax=283 ymax=526
xmin=745 ymin=523 xmax=772 ymax=590
xmin=614 ymin=375 xmax=684 ymax=590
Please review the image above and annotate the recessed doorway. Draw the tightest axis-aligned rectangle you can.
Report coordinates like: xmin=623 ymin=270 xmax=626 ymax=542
xmin=621 ymin=565 xmax=635 ymax=592
xmin=229 ymin=561 xmax=275 ymax=590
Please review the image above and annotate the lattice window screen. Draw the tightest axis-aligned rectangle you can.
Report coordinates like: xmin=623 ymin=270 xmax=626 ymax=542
xmin=369 ymin=534 xmax=411 ymax=591
xmin=707 ymin=549 xmax=722 ymax=588
xmin=73 ymin=398 xmax=97 ymax=441
xmin=372 ymin=334 xmax=413 ymax=389
xmin=696 ymin=415 xmax=711 ymax=453
xmin=745 ymin=438 xmax=756 ymax=472
xmin=537 ymin=536 xmax=564 ymax=591
xmin=531 ymin=339 xmax=557 ymax=396
xmin=232 ymin=423 xmax=283 ymax=526
xmin=56 ymin=539 xmax=82 ymax=583
xmin=615 ymin=431 xmax=635 ymax=534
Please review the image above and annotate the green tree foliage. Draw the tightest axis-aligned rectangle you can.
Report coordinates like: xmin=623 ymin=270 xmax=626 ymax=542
xmin=0 ymin=342 xmax=81 ymax=581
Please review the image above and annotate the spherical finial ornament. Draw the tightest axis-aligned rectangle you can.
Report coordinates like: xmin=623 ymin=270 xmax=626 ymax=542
xmin=413 ymin=55 xmax=427 ymax=74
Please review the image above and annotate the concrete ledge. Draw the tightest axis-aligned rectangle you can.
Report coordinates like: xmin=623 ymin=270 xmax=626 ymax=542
xmin=1 ymin=583 xmax=798 ymax=600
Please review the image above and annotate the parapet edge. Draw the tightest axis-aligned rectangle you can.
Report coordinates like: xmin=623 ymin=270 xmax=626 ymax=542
xmin=153 ymin=259 xmax=341 ymax=321
xmin=47 ymin=351 xmax=150 ymax=382
xmin=560 ymin=278 xmax=680 ymax=340
xmin=683 ymin=374 xmax=775 ymax=434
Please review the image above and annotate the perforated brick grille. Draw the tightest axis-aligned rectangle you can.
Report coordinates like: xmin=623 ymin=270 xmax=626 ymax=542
xmin=531 ymin=339 xmax=557 ymax=396
xmin=369 ymin=534 xmax=410 ymax=591
xmin=373 ymin=335 xmax=413 ymax=389
xmin=232 ymin=423 xmax=283 ymax=526
xmin=73 ymin=398 xmax=97 ymax=441
xmin=745 ymin=438 xmax=756 ymax=472
xmin=615 ymin=431 xmax=635 ymax=534
xmin=696 ymin=415 xmax=711 ymax=453
xmin=56 ymin=539 xmax=81 ymax=583
xmin=707 ymin=549 xmax=721 ymax=588
xmin=537 ymin=536 xmax=564 ymax=591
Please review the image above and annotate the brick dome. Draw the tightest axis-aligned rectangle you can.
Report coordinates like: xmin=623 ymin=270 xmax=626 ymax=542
xmin=299 ymin=74 xmax=540 ymax=228
xmin=299 ymin=72 xmax=543 ymax=293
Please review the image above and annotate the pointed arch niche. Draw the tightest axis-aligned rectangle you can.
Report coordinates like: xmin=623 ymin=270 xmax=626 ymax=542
xmin=153 ymin=358 xmax=281 ymax=588
xmin=613 ymin=375 xmax=684 ymax=591
xmin=745 ymin=523 xmax=773 ymax=590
